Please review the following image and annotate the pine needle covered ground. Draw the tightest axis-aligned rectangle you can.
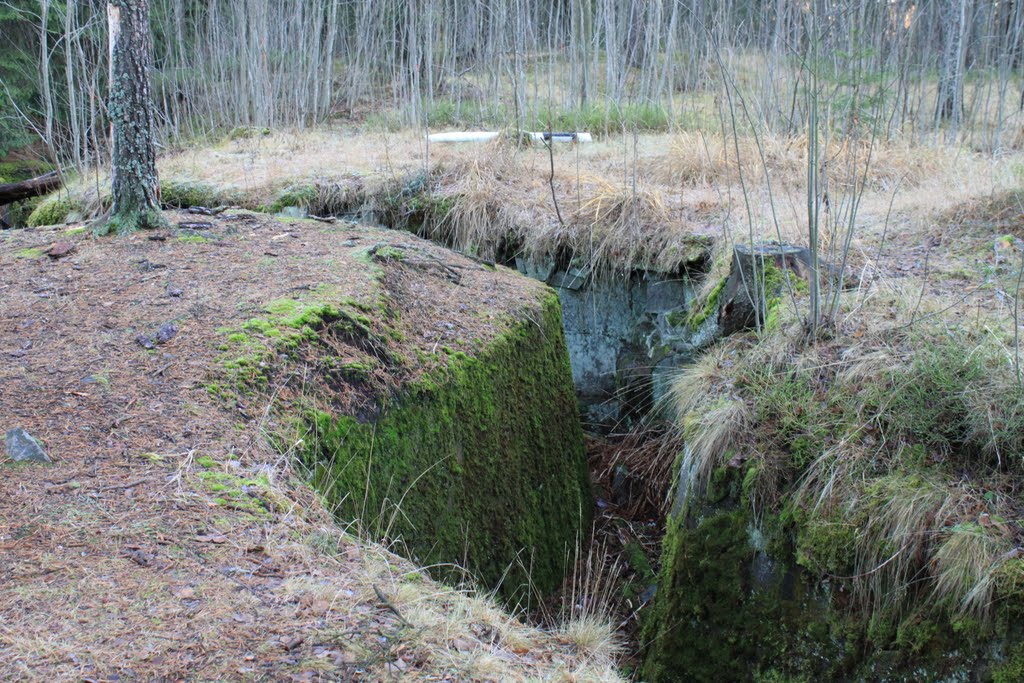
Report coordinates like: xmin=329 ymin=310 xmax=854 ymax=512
xmin=0 ymin=212 xmax=622 ymax=682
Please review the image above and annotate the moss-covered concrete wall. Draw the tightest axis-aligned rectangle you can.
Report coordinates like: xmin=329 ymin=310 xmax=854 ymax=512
xmin=300 ymin=292 xmax=591 ymax=602
xmin=642 ymin=460 xmax=1024 ymax=683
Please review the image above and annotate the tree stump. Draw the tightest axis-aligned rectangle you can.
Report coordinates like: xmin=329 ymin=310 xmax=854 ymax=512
xmin=718 ymin=243 xmax=810 ymax=335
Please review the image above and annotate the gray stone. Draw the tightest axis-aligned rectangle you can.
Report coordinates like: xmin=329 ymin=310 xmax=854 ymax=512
xmin=515 ymin=255 xmax=556 ymax=282
xmin=156 ymin=322 xmax=178 ymax=344
xmin=644 ymin=277 xmax=689 ymax=313
xmin=5 ymin=427 xmax=51 ymax=465
xmin=551 ymin=268 xmax=587 ymax=291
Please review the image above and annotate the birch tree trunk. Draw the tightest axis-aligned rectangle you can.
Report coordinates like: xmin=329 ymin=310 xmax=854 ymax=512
xmin=102 ymin=0 xmax=164 ymax=234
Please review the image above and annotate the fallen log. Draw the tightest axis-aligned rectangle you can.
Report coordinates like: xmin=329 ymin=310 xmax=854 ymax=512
xmin=0 ymin=171 xmax=61 ymax=206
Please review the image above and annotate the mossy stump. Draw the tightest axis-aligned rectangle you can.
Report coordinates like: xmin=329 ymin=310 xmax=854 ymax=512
xmin=718 ymin=243 xmax=809 ymax=335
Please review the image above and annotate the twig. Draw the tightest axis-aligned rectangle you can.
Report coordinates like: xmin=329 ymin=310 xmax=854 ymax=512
xmin=1014 ymin=249 xmax=1024 ymax=386
xmin=544 ymin=129 xmax=565 ymax=228
xmin=909 ymin=243 xmax=933 ymax=325
xmin=151 ymin=362 xmax=174 ymax=377
xmin=96 ymin=477 xmax=150 ymax=492
xmin=373 ymin=584 xmax=412 ymax=627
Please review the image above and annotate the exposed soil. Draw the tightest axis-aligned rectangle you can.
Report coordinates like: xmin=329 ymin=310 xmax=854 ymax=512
xmin=0 ymin=212 xmax=619 ymax=682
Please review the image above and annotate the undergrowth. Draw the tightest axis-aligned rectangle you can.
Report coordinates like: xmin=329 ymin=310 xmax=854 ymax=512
xmin=669 ymin=298 xmax=1024 ymax=626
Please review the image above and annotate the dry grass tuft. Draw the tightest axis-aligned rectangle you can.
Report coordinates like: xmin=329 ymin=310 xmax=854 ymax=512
xmin=669 ymin=345 xmax=752 ymax=500
xmin=933 ymin=522 xmax=1006 ymax=619
xmin=679 ymin=398 xmax=751 ymax=495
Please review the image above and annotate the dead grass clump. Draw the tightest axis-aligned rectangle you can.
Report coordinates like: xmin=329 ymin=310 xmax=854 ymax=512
xmin=851 ymin=474 xmax=972 ymax=611
xmin=429 ymin=150 xmax=526 ymax=260
xmin=942 ymin=189 xmax=1024 ymax=237
xmin=309 ymin=175 xmax=366 ymax=216
xmin=550 ymin=538 xmax=625 ymax=674
xmin=570 ymin=176 xmax=672 ymax=269
xmin=933 ymin=522 xmax=1007 ymax=619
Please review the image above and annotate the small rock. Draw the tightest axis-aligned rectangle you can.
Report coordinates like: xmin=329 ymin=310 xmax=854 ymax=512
xmin=136 ymin=322 xmax=179 ymax=349
xmin=280 ymin=636 xmax=304 ymax=651
xmin=47 ymin=241 xmax=76 ymax=259
xmin=5 ymin=427 xmax=52 ymax=465
xmin=136 ymin=259 xmax=166 ymax=272
xmin=452 ymin=636 xmax=477 ymax=653
xmin=156 ymin=322 xmax=178 ymax=344
xmin=166 ymin=286 xmax=183 ymax=297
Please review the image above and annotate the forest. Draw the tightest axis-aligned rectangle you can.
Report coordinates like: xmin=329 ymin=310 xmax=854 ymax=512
xmin=3 ymin=1 xmax=1024 ymax=682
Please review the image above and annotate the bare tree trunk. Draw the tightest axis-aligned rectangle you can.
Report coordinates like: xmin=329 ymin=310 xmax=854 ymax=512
xmin=936 ymin=0 xmax=970 ymax=142
xmin=103 ymin=0 xmax=164 ymax=234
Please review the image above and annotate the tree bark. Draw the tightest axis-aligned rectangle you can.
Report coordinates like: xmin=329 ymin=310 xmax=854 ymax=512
xmin=103 ymin=0 xmax=164 ymax=234
xmin=0 ymin=172 xmax=61 ymax=206
xmin=936 ymin=0 xmax=970 ymax=142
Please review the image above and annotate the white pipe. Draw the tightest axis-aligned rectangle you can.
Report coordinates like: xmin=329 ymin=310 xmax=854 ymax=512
xmin=427 ymin=131 xmax=593 ymax=143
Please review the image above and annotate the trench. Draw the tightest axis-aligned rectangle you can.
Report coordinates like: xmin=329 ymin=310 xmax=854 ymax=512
xmin=289 ymin=195 xmax=730 ymax=671
xmin=8 ymin=179 xmax=777 ymax=677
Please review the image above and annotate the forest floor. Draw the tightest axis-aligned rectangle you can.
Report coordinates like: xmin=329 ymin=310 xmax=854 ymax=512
xmin=0 ymin=211 xmax=622 ymax=682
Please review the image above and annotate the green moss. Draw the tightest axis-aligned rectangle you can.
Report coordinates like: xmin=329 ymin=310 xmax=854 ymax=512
xmin=894 ymin=613 xmax=941 ymax=655
xmin=196 ymin=470 xmax=274 ymax=515
xmin=624 ymin=539 xmax=655 ymax=585
xmin=339 ymin=360 xmax=374 ymax=382
xmin=685 ymin=277 xmax=727 ymax=330
xmin=993 ymin=643 xmax=1024 ymax=683
xmin=795 ymin=518 xmax=858 ymax=577
xmin=226 ymin=126 xmax=271 ymax=141
xmin=14 ymin=247 xmax=46 ymax=259
xmin=177 ymin=234 xmax=211 ymax=244
xmin=100 ymin=208 xmax=168 ymax=235
xmin=161 ymin=178 xmax=235 ymax=209
xmin=0 ymin=159 xmax=51 ymax=180
xmin=27 ymin=195 xmax=81 ymax=227
xmin=213 ymin=292 xmax=383 ymax=393
xmin=373 ymin=245 xmax=406 ymax=261
xmin=641 ymin=503 xmax=851 ymax=682
xmin=299 ymin=293 xmax=590 ymax=602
